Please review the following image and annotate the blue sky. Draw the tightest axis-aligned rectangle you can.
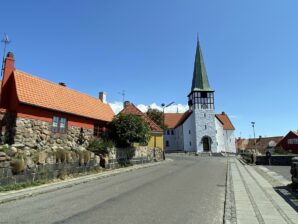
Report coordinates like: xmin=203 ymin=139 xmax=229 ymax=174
xmin=0 ymin=0 xmax=297 ymax=138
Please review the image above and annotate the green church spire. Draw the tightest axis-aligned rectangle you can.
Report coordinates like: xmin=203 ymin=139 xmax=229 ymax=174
xmin=191 ymin=39 xmax=213 ymax=92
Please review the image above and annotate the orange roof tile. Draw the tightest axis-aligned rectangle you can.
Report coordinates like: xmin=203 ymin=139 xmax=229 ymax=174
xmin=164 ymin=113 xmax=185 ymax=128
xmin=13 ymin=70 xmax=114 ymax=122
xmin=238 ymin=136 xmax=283 ymax=154
xmin=215 ymin=113 xmax=235 ymax=130
xmin=120 ymin=103 xmax=163 ymax=132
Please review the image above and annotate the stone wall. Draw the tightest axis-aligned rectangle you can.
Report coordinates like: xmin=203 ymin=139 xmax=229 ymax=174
xmin=0 ymin=157 xmax=155 ymax=187
xmin=0 ymin=112 xmax=17 ymax=144
xmin=108 ymin=146 xmax=164 ymax=161
xmin=12 ymin=117 xmax=93 ymax=151
xmin=256 ymin=155 xmax=298 ymax=166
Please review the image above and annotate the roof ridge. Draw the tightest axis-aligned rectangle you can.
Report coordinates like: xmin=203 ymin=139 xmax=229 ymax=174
xmin=120 ymin=103 xmax=162 ymax=132
xmin=15 ymin=70 xmax=104 ymax=104
xmin=130 ymin=104 xmax=162 ymax=130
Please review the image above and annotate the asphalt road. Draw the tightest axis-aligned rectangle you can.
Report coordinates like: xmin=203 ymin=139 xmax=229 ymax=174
xmin=263 ymin=165 xmax=292 ymax=181
xmin=0 ymin=155 xmax=227 ymax=224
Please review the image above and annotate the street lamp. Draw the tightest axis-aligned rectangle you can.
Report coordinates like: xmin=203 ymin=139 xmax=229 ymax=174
xmin=251 ymin=122 xmax=257 ymax=153
xmin=161 ymin=102 xmax=175 ymax=130
xmin=161 ymin=102 xmax=174 ymax=160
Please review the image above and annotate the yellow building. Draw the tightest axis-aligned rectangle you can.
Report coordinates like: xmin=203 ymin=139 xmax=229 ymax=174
xmin=147 ymin=132 xmax=164 ymax=150
xmin=120 ymin=101 xmax=164 ymax=150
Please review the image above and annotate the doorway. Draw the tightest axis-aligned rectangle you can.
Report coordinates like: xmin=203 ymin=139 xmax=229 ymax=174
xmin=202 ymin=136 xmax=211 ymax=152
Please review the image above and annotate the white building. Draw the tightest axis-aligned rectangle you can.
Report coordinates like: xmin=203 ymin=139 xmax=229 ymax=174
xmin=164 ymin=40 xmax=236 ymax=154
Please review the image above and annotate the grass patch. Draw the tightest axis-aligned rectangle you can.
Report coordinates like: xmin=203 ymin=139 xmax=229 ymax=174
xmin=0 ymin=180 xmax=47 ymax=192
xmin=0 ymin=166 xmax=106 ymax=192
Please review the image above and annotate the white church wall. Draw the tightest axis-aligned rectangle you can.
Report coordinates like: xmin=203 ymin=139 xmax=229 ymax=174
xmin=194 ymin=108 xmax=218 ymax=153
xmin=164 ymin=129 xmax=177 ymax=151
xmin=175 ymin=125 xmax=184 ymax=150
xmin=224 ymin=130 xmax=236 ymax=153
xmin=164 ymin=126 xmax=185 ymax=151
xmin=215 ymin=118 xmax=225 ymax=153
xmin=183 ymin=112 xmax=196 ymax=151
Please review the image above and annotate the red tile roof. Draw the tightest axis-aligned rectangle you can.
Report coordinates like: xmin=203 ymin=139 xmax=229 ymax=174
xmin=216 ymin=113 xmax=235 ymax=130
xmin=120 ymin=103 xmax=163 ymax=132
xmin=164 ymin=111 xmax=192 ymax=129
xmin=13 ymin=70 xmax=114 ymax=122
xmin=237 ymin=136 xmax=284 ymax=154
xmin=164 ymin=113 xmax=185 ymax=128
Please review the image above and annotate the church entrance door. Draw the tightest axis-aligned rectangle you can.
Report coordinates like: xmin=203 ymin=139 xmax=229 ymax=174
xmin=202 ymin=137 xmax=210 ymax=152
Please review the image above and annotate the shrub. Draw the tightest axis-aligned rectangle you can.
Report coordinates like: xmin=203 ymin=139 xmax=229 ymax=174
xmin=87 ymin=138 xmax=114 ymax=156
xmin=109 ymin=114 xmax=151 ymax=147
xmin=146 ymin=108 xmax=166 ymax=129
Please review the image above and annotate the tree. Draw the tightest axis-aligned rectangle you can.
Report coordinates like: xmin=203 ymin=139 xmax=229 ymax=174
xmin=146 ymin=108 xmax=166 ymax=129
xmin=109 ymin=114 xmax=151 ymax=147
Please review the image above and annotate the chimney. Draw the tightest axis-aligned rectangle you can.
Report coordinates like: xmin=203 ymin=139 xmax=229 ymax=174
xmin=2 ymin=52 xmax=15 ymax=87
xmin=99 ymin=91 xmax=107 ymax=103
xmin=58 ymin=82 xmax=66 ymax=87
xmin=124 ymin=100 xmax=131 ymax=108
xmin=221 ymin=112 xmax=226 ymax=115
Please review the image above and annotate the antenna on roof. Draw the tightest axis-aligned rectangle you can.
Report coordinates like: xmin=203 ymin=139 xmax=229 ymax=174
xmin=1 ymin=33 xmax=11 ymax=77
xmin=118 ymin=90 xmax=125 ymax=104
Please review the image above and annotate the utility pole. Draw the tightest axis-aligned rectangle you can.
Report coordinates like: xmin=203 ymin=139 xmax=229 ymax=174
xmin=251 ymin=122 xmax=256 ymax=153
xmin=161 ymin=101 xmax=174 ymax=160
xmin=1 ymin=33 xmax=10 ymax=77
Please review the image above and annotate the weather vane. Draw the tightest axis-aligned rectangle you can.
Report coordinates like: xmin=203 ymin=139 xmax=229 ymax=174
xmin=1 ymin=33 xmax=11 ymax=77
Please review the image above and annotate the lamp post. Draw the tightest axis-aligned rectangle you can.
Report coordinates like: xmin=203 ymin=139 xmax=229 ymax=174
xmin=251 ymin=122 xmax=257 ymax=153
xmin=161 ymin=102 xmax=174 ymax=160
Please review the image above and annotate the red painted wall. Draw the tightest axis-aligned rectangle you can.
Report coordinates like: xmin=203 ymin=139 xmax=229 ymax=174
xmin=2 ymin=73 xmax=108 ymax=130
xmin=278 ymin=131 xmax=298 ymax=154
xmin=16 ymin=104 xmax=102 ymax=129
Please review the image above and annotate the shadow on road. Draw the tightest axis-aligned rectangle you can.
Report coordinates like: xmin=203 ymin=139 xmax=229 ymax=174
xmin=274 ymin=185 xmax=298 ymax=212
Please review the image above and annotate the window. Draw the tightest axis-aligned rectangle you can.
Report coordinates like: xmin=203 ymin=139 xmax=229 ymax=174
xmin=189 ymin=130 xmax=191 ymax=134
xmin=201 ymin=92 xmax=207 ymax=98
xmin=171 ymin=130 xmax=174 ymax=135
xmin=205 ymin=125 xmax=207 ymax=130
xmin=52 ymin=116 xmax=67 ymax=133
xmin=94 ymin=122 xmax=106 ymax=138
xmin=166 ymin=140 xmax=169 ymax=147
xmin=288 ymin=138 xmax=298 ymax=144
xmin=189 ymin=141 xmax=192 ymax=146
xmin=167 ymin=130 xmax=170 ymax=135
xmin=204 ymin=113 xmax=206 ymax=118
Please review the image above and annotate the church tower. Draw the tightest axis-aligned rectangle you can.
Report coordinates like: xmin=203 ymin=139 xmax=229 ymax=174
xmin=188 ymin=40 xmax=217 ymax=153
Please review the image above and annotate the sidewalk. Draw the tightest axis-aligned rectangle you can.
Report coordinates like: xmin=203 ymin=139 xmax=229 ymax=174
xmin=0 ymin=159 xmax=171 ymax=204
xmin=226 ymin=158 xmax=298 ymax=224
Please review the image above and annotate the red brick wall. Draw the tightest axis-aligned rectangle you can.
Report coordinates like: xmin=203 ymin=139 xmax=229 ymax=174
xmin=278 ymin=132 xmax=298 ymax=154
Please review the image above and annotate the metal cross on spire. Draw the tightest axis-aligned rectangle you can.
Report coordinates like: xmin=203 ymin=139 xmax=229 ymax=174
xmin=1 ymin=33 xmax=11 ymax=77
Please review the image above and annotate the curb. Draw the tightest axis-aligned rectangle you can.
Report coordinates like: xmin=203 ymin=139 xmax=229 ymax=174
xmin=0 ymin=159 xmax=172 ymax=204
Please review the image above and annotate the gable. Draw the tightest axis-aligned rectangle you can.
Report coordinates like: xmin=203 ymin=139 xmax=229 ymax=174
xmin=215 ymin=113 xmax=235 ymax=130
xmin=120 ymin=103 xmax=163 ymax=132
